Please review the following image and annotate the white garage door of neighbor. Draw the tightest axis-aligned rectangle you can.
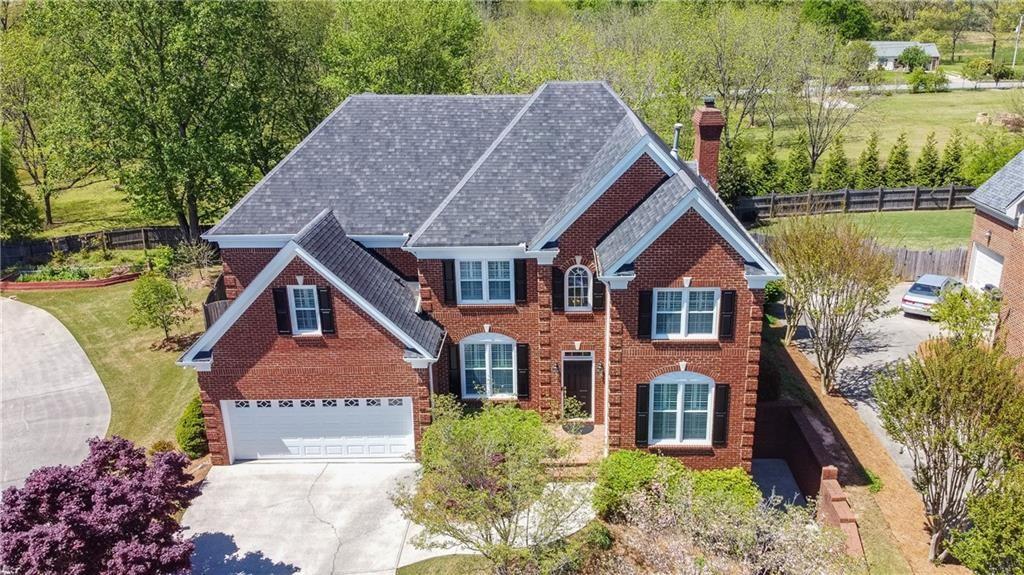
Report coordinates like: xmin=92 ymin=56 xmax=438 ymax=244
xmin=969 ymin=244 xmax=1004 ymax=289
xmin=222 ymin=397 xmax=414 ymax=461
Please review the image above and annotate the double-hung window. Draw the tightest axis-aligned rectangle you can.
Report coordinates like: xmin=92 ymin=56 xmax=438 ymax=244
xmin=565 ymin=265 xmax=592 ymax=311
xmin=287 ymin=285 xmax=320 ymax=335
xmin=649 ymin=373 xmax=715 ymax=445
xmin=457 ymin=260 xmax=513 ymax=304
xmin=460 ymin=333 xmax=516 ymax=398
xmin=652 ymin=288 xmax=720 ymax=340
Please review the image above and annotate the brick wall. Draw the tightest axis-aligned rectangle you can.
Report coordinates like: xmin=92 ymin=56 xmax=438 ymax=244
xmin=607 ymin=210 xmax=762 ymax=471
xmin=969 ymin=210 xmax=1024 ymax=358
xmin=199 ymin=258 xmax=431 ymax=464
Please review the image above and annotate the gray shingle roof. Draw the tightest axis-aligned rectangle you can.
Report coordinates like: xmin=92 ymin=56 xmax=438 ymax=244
xmin=409 ymin=82 xmax=645 ymax=247
xmin=868 ymin=41 xmax=940 ymax=59
xmin=969 ymin=150 xmax=1024 ymax=221
xmin=595 ymin=174 xmax=693 ymax=270
xmin=294 ymin=210 xmax=445 ymax=357
xmin=209 ymin=95 xmax=529 ymax=236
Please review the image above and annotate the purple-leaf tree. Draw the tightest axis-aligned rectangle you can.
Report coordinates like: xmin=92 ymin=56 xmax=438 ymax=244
xmin=1 ymin=436 xmax=201 ymax=575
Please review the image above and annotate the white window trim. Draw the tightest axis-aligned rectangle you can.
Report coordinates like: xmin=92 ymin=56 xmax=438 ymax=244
xmin=651 ymin=288 xmax=721 ymax=341
xmin=455 ymin=259 xmax=515 ymax=305
xmin=564 ymin=265 xmax=593 ymax=312
xmin=460 ymin=333 xmax=517 ymax=399
xmin=648 ymin=373 xmax=715 ymax=447
xmin=287 ymin=285 xmax=321 ymax=336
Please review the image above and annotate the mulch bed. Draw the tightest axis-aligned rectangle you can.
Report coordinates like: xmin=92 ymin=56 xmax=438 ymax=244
xmin=0 ymin=273 xmax=140 ymax=291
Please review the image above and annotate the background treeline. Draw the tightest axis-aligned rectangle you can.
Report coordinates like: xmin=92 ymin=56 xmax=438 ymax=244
xmin=3 ymin=0 xmax=1024 ymax=241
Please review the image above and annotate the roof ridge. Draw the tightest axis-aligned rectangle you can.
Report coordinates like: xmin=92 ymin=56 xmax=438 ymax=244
xmin=408 ymin=83 xmax=550 ymax=245
xmin=348 ymin=93 xmax=530 ymax=99
xmin=598 ymin=81 xmax=647 ymax=137
xmin=293 ymin=208 xmax=336 ymax=241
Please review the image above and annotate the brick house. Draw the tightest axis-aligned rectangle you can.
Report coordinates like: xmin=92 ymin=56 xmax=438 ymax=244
xmin=965 ymin=151 xmax=1024 ymax=358
xmin=178 ymin=82 xmax=782 ymax=470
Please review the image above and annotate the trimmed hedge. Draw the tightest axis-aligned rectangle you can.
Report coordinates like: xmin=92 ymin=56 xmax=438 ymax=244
xmin=690 ymin=467 xmax=762 ymax=510
xmin=175 ymin=395 xmax=208 ymax=459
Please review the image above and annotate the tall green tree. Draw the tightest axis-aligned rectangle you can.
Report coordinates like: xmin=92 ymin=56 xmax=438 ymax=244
xmin=44 ymin=0 xmax=277 ymax=241
xmin=782 ymin=133 xmax=812 ymax=194
xmin=1 ymin=129 xmax=41 ymax=239
xmin=915 ymin=0 xmax=977 ymax=63
xmin=856 ymin=132 xmax=884 ymax=189
xmin=751 ymin=134 xmax=781 ymax=195
xmin=939 ymin=129 xmax=966 ymax=185
xmin=818 ymin=134 xmax=854 ymax=190
xmin=801 ymin=0 xmax=874 ymax=40
xmin=914 ymin=132 xmax=942 ymax=186
xmin=885 ymin=133 xmax=913 ymax=187
xmin=323 ymin=0 xmax=482 ymax=99
xmin=716 ymin=141 xmax=753 ymax=207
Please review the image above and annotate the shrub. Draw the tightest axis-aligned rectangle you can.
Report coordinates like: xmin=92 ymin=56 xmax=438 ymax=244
xmin=690 ymin=467 xmax=762 ymax=510
xmin=950 ymin=465 xmax=1024 ymax=574
xmin=594 ymin=450 xmax=687 ymax=518
xmin=582 ymin=521 xmax=613 ymax=551
xmin=148 ymin=439 xmax=177 ymax=455
xmin=764 ymin=279 xmax=785 ymax=304
xmin=129 ymin=272 xmax=186 ymax=339
xmin=148 ymin=246 xmax=176 ymax=277
xmin=175 ymin=395 xmax=208 ymax=459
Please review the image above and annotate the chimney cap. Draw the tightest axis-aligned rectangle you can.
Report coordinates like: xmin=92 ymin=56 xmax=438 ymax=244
xmin=702 ymin=96 xmax=716 ymax=108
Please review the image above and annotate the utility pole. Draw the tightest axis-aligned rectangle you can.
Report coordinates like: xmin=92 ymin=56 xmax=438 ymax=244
xmin=1013 ymin=14 xmax=1023 ymax=68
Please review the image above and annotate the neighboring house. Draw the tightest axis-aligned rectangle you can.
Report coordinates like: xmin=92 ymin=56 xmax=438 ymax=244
xmin=867 ymin=41 xmax=941 ymax=71
xmin=965 ymin=151 xmax=1024 ymax=358
xmin=178 ymin=82 xmax=782 ymax=471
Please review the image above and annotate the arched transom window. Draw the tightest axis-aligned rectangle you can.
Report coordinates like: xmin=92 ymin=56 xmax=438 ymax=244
xmin=649 ymin=371 xmax=714 ymax=446
xmin=565 ymin=265 xmax=592 ymax=311
xmin=460 ymin=332 xmax=517 ymax=398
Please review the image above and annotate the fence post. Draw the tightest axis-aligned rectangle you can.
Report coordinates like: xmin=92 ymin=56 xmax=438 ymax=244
xmin=769 ymin=193 xmax=776 ymax=219
xmin=141 ymin=228 xmax=150 ymax=251
xmin=843 ymin=188 xmax=850 ymax=212
xmin=947 ymin=185 xmax=955 ymax=210
xmin=806 ymin=190 xmax=813 ymax=215
xmin=912 ymin=186 xmax=920 ymax=210
xmin=877 ymin=187 xmax=884 ymax=212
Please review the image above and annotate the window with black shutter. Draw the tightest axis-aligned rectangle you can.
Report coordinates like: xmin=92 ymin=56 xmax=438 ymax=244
xmin=272 ymin=287 xmax=291 ymax=334
xmin=551 ymin=267 xmax=565 ymax=311
xmin=316 ymin=286 xmax=335 ymax=334
xmin=514 ymin=260 xmax=528 ymax=304
xmin=635 ymin=383 xmax=650 ymax=446
xmin=592 ymin=280 xmax=606 ymax=311
xmin=637 ymin=290 xmax=653 ymax=339
xmin=448 ymin=343 xmax=461 ymax=399
xmin=516 ymin=343 xmax=530 ymax=399
xmin=719 ymin=290 xmax=737 ymax=341
xmin=442 ymin=260 xmax=457 ymax=304
xmin=712 ymin=384 xmax=730 ymax=447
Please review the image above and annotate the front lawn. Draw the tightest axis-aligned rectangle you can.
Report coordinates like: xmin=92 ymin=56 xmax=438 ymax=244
xmin=397 ymin=555 xmax=489 ymax=575
xmin=755 ymin=209 xmax=974 ymax=250
xmin=6 ymin=277 xmax=209 ymax=448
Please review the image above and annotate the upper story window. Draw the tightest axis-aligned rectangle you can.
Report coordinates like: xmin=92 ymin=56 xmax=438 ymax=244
xmin=652 ymin=288 xmax=720 ymax=340
xmin=461 ymin=332 xmax=516 ymax=398
xmin=288 ymin=285 xmax=321 ymax=335
xmin=565 ymin=265 xmax=592 ymax=311
xmin=650 ymin=372 xmax=715 ymax=446
xmin=457 ymin=260 xmax=513 ymax=304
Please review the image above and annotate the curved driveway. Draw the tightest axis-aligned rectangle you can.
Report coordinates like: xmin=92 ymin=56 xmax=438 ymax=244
xmin=1 ymin=297 xmax=110 ymax=489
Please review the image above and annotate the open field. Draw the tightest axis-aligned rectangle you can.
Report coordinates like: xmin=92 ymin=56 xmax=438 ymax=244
xmin=4 ymin=274 xmax=211 ymax=448
xmin=29 ymin=179 xmax=175 ymax=239
xmin=753 ymin=209 xmax=973 ymax=251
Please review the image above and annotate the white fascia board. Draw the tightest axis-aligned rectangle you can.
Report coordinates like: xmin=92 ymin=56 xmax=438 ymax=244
xmin=745 ymin=273 xmax=784 ymax=290
xmin=348 ymin=234 xmax=409 ymax=248
xmin=403 ymin=355 xmax=437 ymax=369
xmin=404 ymin=244 xmax=526 ymax=260
xmin=598 ymin=273 xmax=636 ymax=290
xmin=203 ymin=234 xmax=293 ymax=249
xmin=525 ymin=248 xmax=559 ymax=265
xmin=532 ymin=137 xmax=676 ymax=249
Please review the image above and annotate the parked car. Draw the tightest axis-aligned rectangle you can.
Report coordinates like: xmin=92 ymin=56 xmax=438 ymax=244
xmin=901 ymin=274 xmax=963 ymax=318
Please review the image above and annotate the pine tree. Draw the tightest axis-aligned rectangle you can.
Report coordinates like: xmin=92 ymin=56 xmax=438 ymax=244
xmin=751 ymin=134 xmax=781 ymax=195
xmin=939 ymin=129 xmax=965 ymax=185
xmin=818 ymin=134 xmax=853 ymax=191
xmin=856 ymin=132 xmax=884 ymax=189
xmin=914 ymin=132 xmax=941 ymax=187
xmin=782 ymin=133 xmax=812 ymax=194
xmin=885 ymin=133 xmax=912 ymax=187
xmin=716 ymin=141 xmax=753 ymax=207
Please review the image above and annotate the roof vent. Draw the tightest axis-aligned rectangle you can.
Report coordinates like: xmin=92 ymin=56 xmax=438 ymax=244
xmin=670 ymin=123 xmax=684 ymax=159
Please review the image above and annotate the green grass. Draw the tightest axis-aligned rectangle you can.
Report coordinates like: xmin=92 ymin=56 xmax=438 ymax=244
xmin=28 ymin=179 xmax=174 ymax=239
xmin=396 ymin=555 xmax=489 ymax=575
xmin=754 ymin=209 xmax=974 ymax=250
xmin=6 ymin=278 xmax=208 ymax=448
xmin=865 ymin=468 xmax=884 ymax=494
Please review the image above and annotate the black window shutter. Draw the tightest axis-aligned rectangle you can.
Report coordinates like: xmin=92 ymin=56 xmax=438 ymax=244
xmin=551 ymin=267 xmax=565 ymax=311
xmin=719 ymin=289 xmax=737 ymax=341
xmin=442 ymin=260 xmax=456 ymax=304
xmin=516 ymin=343 xmax=530 ymax=399
xmin=316 ymin=286 xmax=335 ymax=334
xmin=448 ymin=343 xmax=462 ymax=399
xmin=635 ymin=383 xmax=650 ymax=446
xmin=637 ymin=290 xmax=653 ymax=339
xmin=712 ymin=384 xmax=730 ymax=447
xmin=592 ymin=279 xmax=605 ymax=311
xmin=272 ymin=287 xmax=291 ymax=334
xmin=514 ymin=260 xmax=527 ymax=304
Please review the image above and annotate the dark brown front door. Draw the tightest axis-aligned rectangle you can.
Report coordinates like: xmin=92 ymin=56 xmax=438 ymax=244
xmin=563 ymin=360 xmax=593 ymax=417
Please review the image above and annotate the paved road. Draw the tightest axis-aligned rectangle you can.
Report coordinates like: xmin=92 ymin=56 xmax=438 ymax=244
xmin=1 ymin=297 xmax=111 ymax=489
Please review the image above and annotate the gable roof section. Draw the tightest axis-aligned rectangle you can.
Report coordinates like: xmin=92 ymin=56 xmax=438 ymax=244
xmin=179 ymin=210 xmax=445 ymax=371
xmin=207 ymin=95 xmax=528 ymax=237
xmin=968 ymin=150 xmax=1024 ymax=226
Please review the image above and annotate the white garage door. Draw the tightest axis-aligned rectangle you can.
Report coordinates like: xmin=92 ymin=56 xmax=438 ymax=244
xmin=969 ymin=243 xmax=1004 ymax=289
xmin=222 ymin=397 xmax=414 ymax=461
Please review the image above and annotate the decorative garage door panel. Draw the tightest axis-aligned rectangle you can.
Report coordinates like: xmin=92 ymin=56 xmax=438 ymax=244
xmin=969 ymin=243 xmax=1004 ymax=289
xmin=223 ymin=398 xmax=414 ymax=461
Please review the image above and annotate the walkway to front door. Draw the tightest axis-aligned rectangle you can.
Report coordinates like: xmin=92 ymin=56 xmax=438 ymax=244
xmin=562 ymin=352 xmax=593 ymax=418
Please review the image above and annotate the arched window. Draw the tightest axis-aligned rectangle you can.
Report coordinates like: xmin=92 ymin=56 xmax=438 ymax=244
xmin=565 ymin=265 xmax=592 ymax=311
xmin=649 ymin=371 xmax=714 ymax=446
xmin=460 ymin=332 xmax=517 ymax=398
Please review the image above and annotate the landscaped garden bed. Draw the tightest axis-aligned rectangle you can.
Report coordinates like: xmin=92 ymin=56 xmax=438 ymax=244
xmin=1 ymin=249 xmax=149 ymax=291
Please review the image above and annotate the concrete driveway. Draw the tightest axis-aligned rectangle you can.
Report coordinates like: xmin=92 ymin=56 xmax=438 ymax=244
xmin=1 ymin=297 xmax=111 ymax=489
xmin=796 ymin=283 xmax=941 ymax=480
xmin=182 ymin=462 xmax=462 ymax=575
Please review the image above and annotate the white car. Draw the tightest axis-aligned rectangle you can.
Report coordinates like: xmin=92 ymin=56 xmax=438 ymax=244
xmin=901 ymin=274 xmax=963 ymax=319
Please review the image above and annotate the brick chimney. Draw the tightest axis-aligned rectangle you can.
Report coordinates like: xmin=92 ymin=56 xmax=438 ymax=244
xmin=691 ymin=96 xmax=725 ymax=190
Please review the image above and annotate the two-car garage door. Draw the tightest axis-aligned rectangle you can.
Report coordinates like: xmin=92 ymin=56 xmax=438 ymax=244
xmin=222 ymin=397 xmax=414 ymax=461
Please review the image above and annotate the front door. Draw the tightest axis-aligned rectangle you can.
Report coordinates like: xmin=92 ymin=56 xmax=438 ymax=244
xmin=562 ymin=358 xmax=593 ymax=418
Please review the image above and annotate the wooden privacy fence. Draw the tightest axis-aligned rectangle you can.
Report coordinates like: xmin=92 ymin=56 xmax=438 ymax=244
xmin=1 ymin=226 xmax=213 ymax=268
xmin=737 ymin=185 xmax=975 ymax=219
